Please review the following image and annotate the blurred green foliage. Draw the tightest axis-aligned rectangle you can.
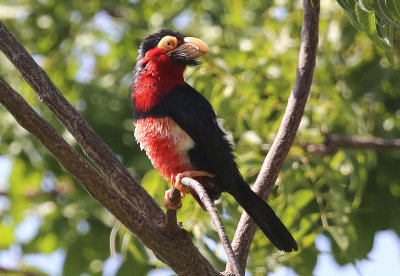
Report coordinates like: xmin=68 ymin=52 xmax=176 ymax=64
xmin=0 ymin=0 xmax=399 ymax=275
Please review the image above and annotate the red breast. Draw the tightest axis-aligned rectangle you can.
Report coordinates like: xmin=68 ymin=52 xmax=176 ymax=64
xmin=134 ymin=116 xmax=195 ymax=182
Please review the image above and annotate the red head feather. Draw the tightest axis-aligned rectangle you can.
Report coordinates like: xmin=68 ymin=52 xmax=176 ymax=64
xmin=132 ymin=29 xmax=208 ymax=113
xmin=132 ymin=48 xmax=185 ymax=113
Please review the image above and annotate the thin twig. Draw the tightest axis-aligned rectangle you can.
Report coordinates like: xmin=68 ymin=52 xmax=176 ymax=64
xmin=0 ymin=21 xmax=164 ymax=224
xmin=181 ymin=178 xmax=243 ymax=276
xmin=226 ymin=0 xmax=320 ymax=272
xmin=306 ymin=134 xmax=400 ymax=156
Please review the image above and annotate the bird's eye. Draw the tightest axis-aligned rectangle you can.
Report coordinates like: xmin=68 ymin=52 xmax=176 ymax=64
xmin=158 ymin=36 xmax=178 ymax=51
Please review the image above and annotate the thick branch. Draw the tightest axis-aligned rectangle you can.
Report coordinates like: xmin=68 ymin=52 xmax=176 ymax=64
xmin=226 ymin=0 xmax=320 ymax=272
xmin=306 ymin=134 xmax=400 ymax=155
xmin=0 ymin=21 xmax=164 ymax=224
xmin=0 ymin=77 xmax=220 ymax=276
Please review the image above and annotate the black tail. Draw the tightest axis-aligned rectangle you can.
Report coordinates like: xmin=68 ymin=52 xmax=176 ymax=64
xmin=230 ymin=180 xmax=298 ymax=252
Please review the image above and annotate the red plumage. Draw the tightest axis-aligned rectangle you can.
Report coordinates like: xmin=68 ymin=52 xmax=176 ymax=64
xmin=132 ymin=48 xmax=185 ymax=113
xmin=134 ymin=117 xmax=194 ymax=182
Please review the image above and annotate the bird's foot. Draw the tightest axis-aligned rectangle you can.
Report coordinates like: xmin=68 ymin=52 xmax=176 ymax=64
xmin=164 ymin=189 xmax=182 ymax=210
xmin=175 ymin=171 xmax=215 ymax=196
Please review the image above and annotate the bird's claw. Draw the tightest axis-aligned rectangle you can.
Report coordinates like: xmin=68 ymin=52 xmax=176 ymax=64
xmin=174 ymin=171 xmax=215 ymax=196
xmin=165 ymin=171 xmax=215 ymax=210
xmin=175 ymin=173 xmax=192 ymax=196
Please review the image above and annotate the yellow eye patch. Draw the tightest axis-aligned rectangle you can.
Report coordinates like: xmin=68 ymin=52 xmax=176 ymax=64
xmin=157 ymin=36 xmax=178 ymax=51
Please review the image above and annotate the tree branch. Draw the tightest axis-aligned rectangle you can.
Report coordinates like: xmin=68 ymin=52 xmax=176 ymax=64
xmin=165 ymin=185 xmax=182 ymax=233
xmin=181 ymin=178 xmax=243 ymax=276
xmin=0 ymin=76 xmax=220 ymax=275
xmin=0 ymin=21 xmax=164 ymax=225
xmin=306 ymin=134 xmax=400 ymax=155
xmin=226 ymin=0 xmax=320 ymax=272
xmin=165 ymin=178 xmax=242 ymax=275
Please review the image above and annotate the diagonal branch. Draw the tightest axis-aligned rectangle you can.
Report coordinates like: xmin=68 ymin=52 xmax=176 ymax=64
xmin=0 ymin=76 xmax=220 ymax=276
xmin=0 ymin=21 xmax=164 ymax=224
xmin=226 ymin=0 xmax=320 ymax=272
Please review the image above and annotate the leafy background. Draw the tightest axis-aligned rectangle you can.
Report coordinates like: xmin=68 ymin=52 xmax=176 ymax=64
xmin=0 ymin=0 xmax=400 ymax=275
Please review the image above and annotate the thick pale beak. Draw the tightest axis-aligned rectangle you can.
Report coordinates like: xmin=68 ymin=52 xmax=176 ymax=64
xmin=169 ymin=37 xmax=209 ymax=60
xmin=183 ymin=37 xmax=209 ymax=55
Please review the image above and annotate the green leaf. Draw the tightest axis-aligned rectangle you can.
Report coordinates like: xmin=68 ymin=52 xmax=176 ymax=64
xmin=0 ymin=224 xmax=14 ymax=248
xmin=328 ymin=226 xmax=350 ymax=251
xmin=385 ymin=0 xmax=400 ymax=23
xmin=355 ymin=6 xmax=388 ymax=50
xmin=117 ymin=250 xmax=155 ymax=276
xmin=37 ymin=232 xmax=58 ymax=253
xmin=336 ymin=0 xmax=355 ymax=11
xmin=9 ymin=159 xmax=42 ymax=223
xmin=375 ymin=0 xmax=400 ymax=27
xmin=356 ymin=0 xmax=373 ymax=12
xmin=140 ymin=169 xmax=167 ymax=206
xmin=288 ymin=189 xmax=315 ymax=215
xmin=63 ymin=239 xmax=88 ymax=276
xmin=337 ymin=0 xmax=399 ymax=65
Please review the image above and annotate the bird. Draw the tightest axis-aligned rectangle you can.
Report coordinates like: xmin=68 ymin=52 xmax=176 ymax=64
xmin=131 ymin=29 xmax=298 ymax=252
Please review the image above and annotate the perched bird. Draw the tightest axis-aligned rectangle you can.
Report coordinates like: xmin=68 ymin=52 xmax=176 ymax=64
xmin=132 ymin=29 xmax=298 ymax=252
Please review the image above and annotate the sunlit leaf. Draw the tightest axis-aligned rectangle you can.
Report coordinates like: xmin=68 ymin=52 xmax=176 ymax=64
xmin=0 ymin=224 xmax=14 ymax=248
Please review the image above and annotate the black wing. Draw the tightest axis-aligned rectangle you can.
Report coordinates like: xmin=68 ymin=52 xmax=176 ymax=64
xmin=166 ymin=84 xmax=244 ymax=194
xmin=163 ymin=86 xmax=298 ymax=252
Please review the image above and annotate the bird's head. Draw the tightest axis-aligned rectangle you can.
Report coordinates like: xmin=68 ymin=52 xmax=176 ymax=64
xmin=133 ymin=29 xmax=209 ymax=82
xmin=132 ymin=29 xmax=209 ymax=113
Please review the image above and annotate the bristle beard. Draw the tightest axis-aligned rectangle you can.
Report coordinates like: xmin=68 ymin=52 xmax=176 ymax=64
xmin=177 ymin=58 xmax=201 ymax=67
